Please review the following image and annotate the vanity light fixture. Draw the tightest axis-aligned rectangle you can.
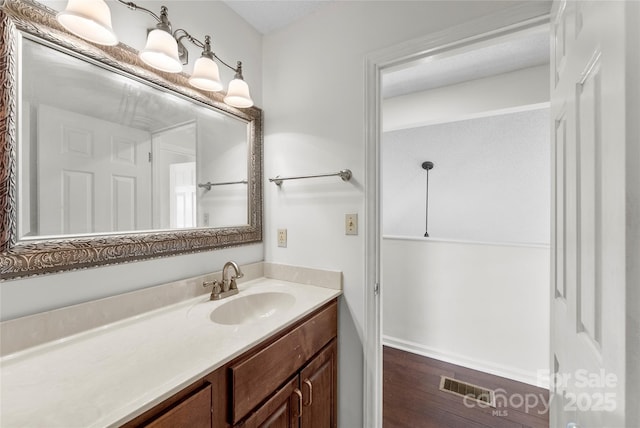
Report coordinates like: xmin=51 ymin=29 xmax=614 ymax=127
xmin=187 ymin=35 xmax=223 ymax=92
xmin=56 ymin=0 xmax=118 ymax=46
xmin=224 ymin=63 xmax=253 ymax=109
xmin=56 ymin=0 xmax=253 ymax=108
xmin=138 ymin=6 xmax=182 ymax=73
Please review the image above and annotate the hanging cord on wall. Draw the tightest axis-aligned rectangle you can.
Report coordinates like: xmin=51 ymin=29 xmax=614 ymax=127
xmin=421 ymin=161 xmax=434 ymax=237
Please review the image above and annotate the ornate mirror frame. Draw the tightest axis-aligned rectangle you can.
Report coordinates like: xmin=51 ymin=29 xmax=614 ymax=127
xmin=0 ymin=0 xmax=263 ymax=280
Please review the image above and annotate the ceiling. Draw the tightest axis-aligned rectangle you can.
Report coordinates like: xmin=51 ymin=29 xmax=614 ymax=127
xmin=223 ymin=0 xmax=331 ymax=35
xmin=223 ymin=2 xmax=549 ymax=100
xmin=382 ymin=25 xmax=550 ymax=99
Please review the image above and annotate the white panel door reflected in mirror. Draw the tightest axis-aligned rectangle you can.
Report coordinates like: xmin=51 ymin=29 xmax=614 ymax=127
xmin=19 ymin=38 xmax=249 ymax=239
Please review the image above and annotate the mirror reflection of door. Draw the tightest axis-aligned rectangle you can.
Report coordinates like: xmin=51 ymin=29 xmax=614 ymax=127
xmin=37 ymin=104 xmax=152 ymax=236
xmin=19 ymin=38 xmax=252 ymax=239
xmin=151 ymin=123 xmax=197 ymax=229
xmin=169 ymin=162 xmax=196 ymax=229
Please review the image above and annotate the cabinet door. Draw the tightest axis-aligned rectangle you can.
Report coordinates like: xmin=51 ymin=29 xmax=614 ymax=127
xmin=143 ymin=383 xmax=212 ymax=428
xmin=299 ymin=340 xmax=337 ymax=428
xmin=240 ymin=377 xmax=301 ymax=428
xmin=230 ymin=302 xmax=337 ymax=423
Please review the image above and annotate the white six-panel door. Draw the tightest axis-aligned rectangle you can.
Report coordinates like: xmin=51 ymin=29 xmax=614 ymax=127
xmin=550 ymin=1 xmax=628 ymax=427
xmin=37 ymin=105 xmax=152 ymax=236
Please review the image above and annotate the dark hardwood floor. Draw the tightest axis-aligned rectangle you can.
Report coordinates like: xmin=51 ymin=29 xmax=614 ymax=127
xmin=383 ymin=346 xmax=549 ymax=428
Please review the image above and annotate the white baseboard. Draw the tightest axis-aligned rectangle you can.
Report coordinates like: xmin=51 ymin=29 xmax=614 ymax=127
xmin=382 ymin=335 xmax=549 ymax=389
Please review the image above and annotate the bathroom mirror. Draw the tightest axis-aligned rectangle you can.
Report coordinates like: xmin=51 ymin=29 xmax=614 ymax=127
xmin=0 ymin=0 xmax=263 ymax=280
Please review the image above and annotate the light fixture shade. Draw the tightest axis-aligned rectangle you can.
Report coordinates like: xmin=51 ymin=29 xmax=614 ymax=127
xmin=188 ymin=57 xmax=224 ymax=92
xmin=57 ymin=0 xmax=118 ymax=46
xmin=224 ymin=78 xmax=253 ymax=108
xmin=139 ymin=29 xmax=182 ymax=73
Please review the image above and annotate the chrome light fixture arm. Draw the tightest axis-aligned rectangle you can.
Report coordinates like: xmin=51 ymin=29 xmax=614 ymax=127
xmin=119 ymin=3 xmax=174 ymax=38
xmin=211 ymin=53 xmax=243 ymax=76
xmin=173 ymin=30 xmax=243 ymax=75
xmin=115 ymin=1 xmax=163 ymax=23
xmin=173 ymin=29 xmax=207 ymax=66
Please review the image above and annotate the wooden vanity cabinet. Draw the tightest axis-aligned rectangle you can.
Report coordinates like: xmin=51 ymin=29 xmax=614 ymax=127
xmin=144 ymin=384 xmax=212 ymax=428
xmin=236 ymin=339 xmax=337 ymax=428
xmin=122 ymin=381 xmax=212 ymax=428
xmin=240 ymin=377 xmax=300 ymax=428
xmin=121 ymin=298 xmax=338 ymax=428
xmin=298 ymin=340 xmax=337 ymax=427
xmin=229 ymin=301 xmax=337 ymax=425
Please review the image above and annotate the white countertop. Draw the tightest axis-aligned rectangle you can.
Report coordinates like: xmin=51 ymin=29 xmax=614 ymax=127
xmin=0 ymin=278 xmax=341 ymax=428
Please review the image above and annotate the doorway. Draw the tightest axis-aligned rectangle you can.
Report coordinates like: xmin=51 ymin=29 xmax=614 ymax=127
xmin=380 ymin=25 xmax=551 ymax=426
xmin=151 ymin=122 xmax=197 ymax=229
xmin=365 ymin=9 xmax=550 ymax=425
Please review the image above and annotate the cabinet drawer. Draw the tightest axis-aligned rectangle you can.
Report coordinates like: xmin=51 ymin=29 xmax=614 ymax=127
xmin=230 ymin=301 xmax=337 ymax=423
xmin=143 ymin=383 xmax=212 ymax=428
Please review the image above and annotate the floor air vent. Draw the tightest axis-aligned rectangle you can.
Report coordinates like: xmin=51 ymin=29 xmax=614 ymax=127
xmin=439 ymin=376 xmax=496 ymax=407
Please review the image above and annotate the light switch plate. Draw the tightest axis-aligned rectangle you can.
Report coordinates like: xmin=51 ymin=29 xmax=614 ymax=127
xmin=345 ymin=214 xmax=358 ymax=235
xmin=277 ymin=229 xmax=287 ymax=247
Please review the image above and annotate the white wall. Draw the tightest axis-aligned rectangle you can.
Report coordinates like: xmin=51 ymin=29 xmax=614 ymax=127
xmin=1 ymin=1 xmax=264 ymax=320
xmin=262 ymin=1 xmax=548 ymax=426
xmin=383 ymin=64 xmax=550 ymax=131
xmin=382 ymin=237 xmax=550 ymax=385
xmin=383 ymin=107 xmax=551 ymax=244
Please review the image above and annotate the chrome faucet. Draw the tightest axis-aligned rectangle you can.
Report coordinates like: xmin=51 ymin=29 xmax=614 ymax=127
xmin=203 ymin=261 xmax=244 ymax=300
xmin=222 ymin=260 xmax=244 ymax=292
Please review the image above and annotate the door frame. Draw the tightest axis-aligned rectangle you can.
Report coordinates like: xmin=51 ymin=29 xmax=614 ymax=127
xmin=362 ymin=4 xmax=551 ymax=426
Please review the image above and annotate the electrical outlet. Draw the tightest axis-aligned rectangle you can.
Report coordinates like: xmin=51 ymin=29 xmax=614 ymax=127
xmin=277 ymin=229 xmax=287 ymax=247
xmin=345 ymin=214 xmax=358 ymax=235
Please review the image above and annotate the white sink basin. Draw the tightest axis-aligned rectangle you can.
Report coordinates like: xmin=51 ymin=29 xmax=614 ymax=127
xmin=210 ymin=292 xmax=296 ymax=325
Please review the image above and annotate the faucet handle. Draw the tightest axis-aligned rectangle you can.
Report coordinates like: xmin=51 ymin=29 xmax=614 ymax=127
xmin=230 ymin=267 xmax=244 ymax=290
xmin=203 ymin=280 xmax=221 ymax=295
xmin=229 ymin=277 xmax=238 ymax=290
